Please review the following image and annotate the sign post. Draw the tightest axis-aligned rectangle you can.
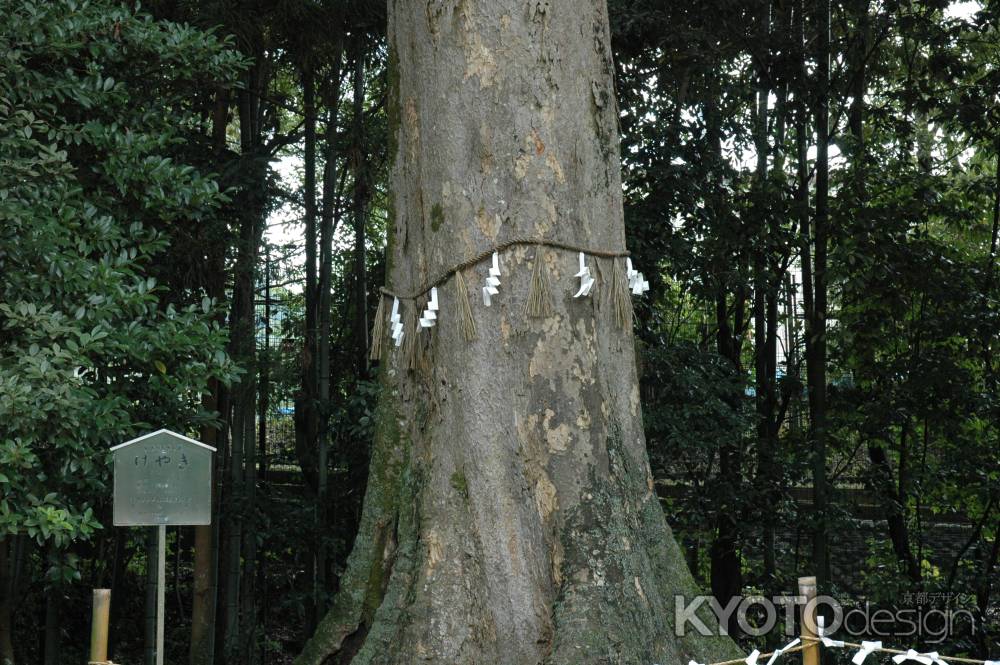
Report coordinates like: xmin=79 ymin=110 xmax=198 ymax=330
xmin=112 ymin=429 xmax=215 ymax=665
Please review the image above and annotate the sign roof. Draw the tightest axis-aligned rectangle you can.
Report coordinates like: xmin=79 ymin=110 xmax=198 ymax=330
xmin=110 ymin=428 xmax=216 ymax=453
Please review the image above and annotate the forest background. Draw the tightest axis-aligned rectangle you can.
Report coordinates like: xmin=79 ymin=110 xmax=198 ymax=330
xmin=0 ymin=0 xmax=998 ymax=663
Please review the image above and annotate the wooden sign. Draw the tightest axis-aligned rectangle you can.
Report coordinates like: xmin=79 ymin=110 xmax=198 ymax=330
xmin=111 ymin=429 xmax=214 ymax=526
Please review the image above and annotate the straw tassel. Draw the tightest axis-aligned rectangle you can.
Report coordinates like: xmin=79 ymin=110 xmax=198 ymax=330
xmin=454 ymin=269 xmax=478 ymax=341
xmin=524 ymin=248 xmax=553 ymax=318
xmin=609 ymin=257 xmax=633 ymax=328
xmin=369 ymin=292 xmax=387 ymax=360
xmin=402 ymin=306 xmax=420 ymax=371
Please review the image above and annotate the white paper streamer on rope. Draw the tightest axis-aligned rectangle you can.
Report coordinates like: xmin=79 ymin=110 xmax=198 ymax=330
xmin=667 ymin=626 xmax=995 ymax=665
xmin=817 ymin=615 xmax=845 ymax=648
xmin=390 ymin=297 xmax=404 ymax=347
xmin=852 ymin=641 xmax=884 ymax=665
xmin=764 ymin=638 xmax=801 ymax=665
xmin=626 ymin=257 xmax=650 ymax=295
xmin=483 ymin=252 xmax=501 ymax=306
xmin=573 ymin=252 xmax=595 ymax=297
xmin=420 ymin=287 xmax=439 ymax=328
xmin=893 ymin=651 xmax=948 ymax=665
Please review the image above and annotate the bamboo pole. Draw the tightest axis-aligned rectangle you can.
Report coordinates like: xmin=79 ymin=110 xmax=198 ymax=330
xmin=798 ymin=576 xmax=819 ymax=665
xmin=89 ymin=589 xmax=111 ymax=664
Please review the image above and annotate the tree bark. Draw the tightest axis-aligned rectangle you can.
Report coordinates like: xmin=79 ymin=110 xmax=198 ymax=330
xmin=750 ymin=0 xmax=779 ymax=592
xmin=296 ymin=3 xmax=739 ymax=664
xmin=190 ymin=87 xmax=230 ymax=665
xmin=317 ymin=43 xmax=345 ymax=623
xmin=351 ymin=40 xmax=370 ymax=381
xmin=43 ymin=582 xmax=59 ymax=665
xmin=975 ymin=527 xmax=1000 ymax=652
xmin=108 ymin=531 xmax=128 ymax=661
xmin=848 ymin=0 xmax=919 ymax=588
xmin=0 ymin=539 xmax=13 ymax=665
xmin=221 ymin=61 xmax=268 ymax=663
xmin=809 ymin=0 xmax=832 ymax=589
xmin=298 ymin=62 xmax=322 ymax=501
xmin=705 ymin=65 xmax=744 ymax=633
xmin=866 ymin=442 xmax=920 ymax=582
xmin=191 ymin=385 xmax=222 ymax=665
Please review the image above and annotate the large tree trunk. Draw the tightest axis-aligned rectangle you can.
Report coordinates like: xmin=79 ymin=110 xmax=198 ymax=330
xmin=296 ymin=3 xmax=738 ymax=663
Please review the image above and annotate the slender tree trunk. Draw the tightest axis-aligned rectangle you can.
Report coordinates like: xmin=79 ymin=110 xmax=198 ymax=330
xmin=256 ymin=252 xmax=272 ymax=663
xmin=296 ymin=3 xmax=740 ymax=663
xmin=795 ymin=0 xmax=811 ymax=398
xmin=190 ymin=90 xmax=231 ymax=665
xmin=946 ymin=499 xmax=995 ymax=593
xmin=705 ymin=65 xmax=744 ymax=632
xmin=351 ymin=42 xmax=370 ymax=381
xmin=316 ymin=45 xmax=345 ymax=620
xmin=222 ymin=63 xmax=267 ymax=663
xmin=849 ymin=0 xmax=919 ymax=587
xmin=108 ymin=530 xmax=128 ymax=661
xmin=987 ymin=141 xmax=1000 ymax=294
xmin=236 ymin=105 xmax=264 ymax=665
xmin=761 ymin=0 xmax=794 ymax=586
xmin=976 ymin=528 xmax=1000 ymax=653
xmin=712 ymin=278 xmax=747 ymax=626
xmin=43 ymin=581 xmax=59 ymax=665
xmin=241 ymin=294 xmax=261 ymax=665
xmin=750 ymin=0 xmax=780 ymax=591
xmin=212 ymin=382 xmax=231 ymax=663
xmin=6 ymin=541 xmax=23 ymax=665
xmin=809 ymin=0 xmax=832 ymax=589
xmin=240 ymin=377 xmax=260 ymax=665
xmin=260 ymin=251 xmax=272 ymax=486
xmin=306 ymin=65 xmax=319 ymax=352
xmin=866 ymin=442 xmax=920 ymax=581
xmin=297 ymin=62 xmax=322 ymax=499
xmin=794 ymin=0 xmax=818 ymax=584
xmin=0 ymin=539 xmax=13 ymax=665
xmin=191 ymin=384 xmax=222 ymax=665
xmin=297 ymin=61 xmax=323 ymax=639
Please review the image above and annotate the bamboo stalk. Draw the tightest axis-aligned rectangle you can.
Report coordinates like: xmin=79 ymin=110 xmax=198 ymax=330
xmin=89 ymin=589 xmax=111 ymax=664
xmin=799 ymin=576 xmax=819 ymax=665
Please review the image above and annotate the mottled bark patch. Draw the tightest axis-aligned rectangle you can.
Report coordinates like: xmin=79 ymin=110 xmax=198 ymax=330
xmin=430 ymin=203 xmax=444 ymax=231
